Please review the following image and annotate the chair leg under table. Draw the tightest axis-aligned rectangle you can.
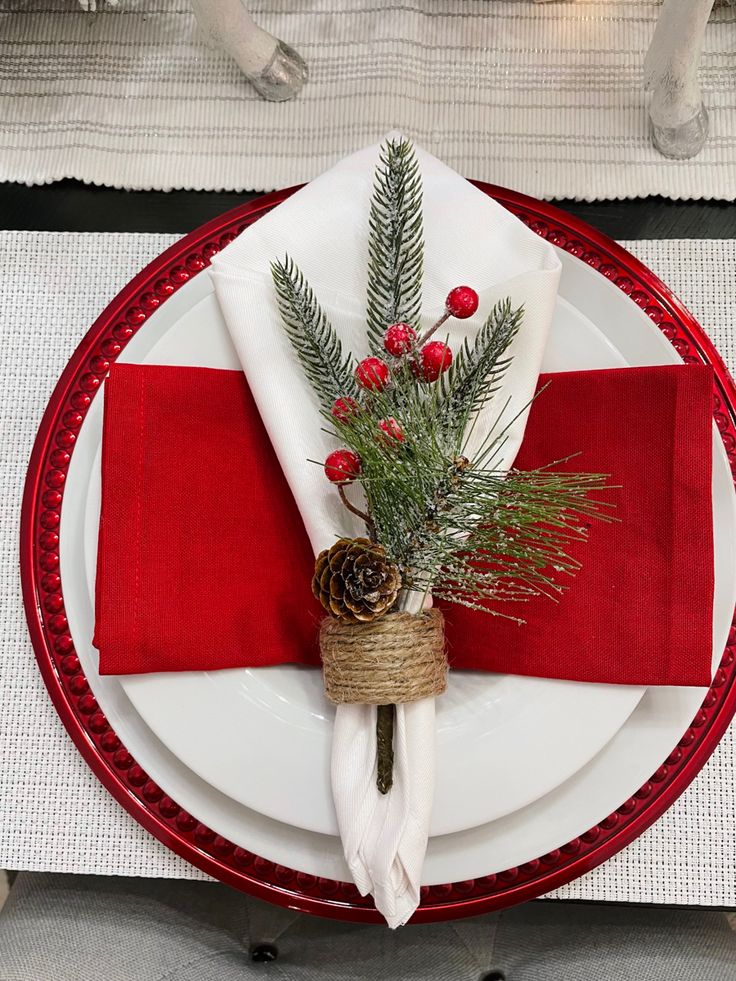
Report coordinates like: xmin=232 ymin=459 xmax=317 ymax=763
xmin=644 ymin=0 xmax=715 ymax=158
xmin=190 ymin=0 xmax=308 ymax=101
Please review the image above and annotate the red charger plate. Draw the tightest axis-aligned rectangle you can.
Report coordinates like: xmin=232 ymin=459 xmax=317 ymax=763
xmin=20 ymin=184 xmax=736 ymax=923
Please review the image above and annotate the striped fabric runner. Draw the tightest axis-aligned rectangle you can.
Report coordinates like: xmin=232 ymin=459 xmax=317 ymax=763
xmin=0 ymin=0 xmax=735 ymax=197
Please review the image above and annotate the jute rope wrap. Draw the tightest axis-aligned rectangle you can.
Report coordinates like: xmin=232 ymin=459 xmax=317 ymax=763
xmin=321 ymin=609 xmax=447 ymax=705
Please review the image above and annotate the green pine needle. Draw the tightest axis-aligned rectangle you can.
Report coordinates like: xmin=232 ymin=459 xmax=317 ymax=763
xmin=438 ymin=298 xmax=524 ymax=451
xmin=365 ymin=138 xmax=424 ymax=354
xmin=331 ymin=395 xmax=613 ymax=616
xmin=272 ymin=139 xmax=614 ymax=620
xmin=271 ymin=255 xmax=358 ymax=411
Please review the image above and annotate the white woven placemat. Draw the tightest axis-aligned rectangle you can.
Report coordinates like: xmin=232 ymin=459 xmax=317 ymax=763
xmin=2 ymin=0 xmax=736 ymax=199
xmin=0 ymin=231 xmax=734 ymax=906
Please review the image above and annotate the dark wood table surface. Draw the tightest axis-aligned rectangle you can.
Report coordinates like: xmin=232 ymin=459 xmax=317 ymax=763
xmin=1 ymin=180 xmax=734 ymax=240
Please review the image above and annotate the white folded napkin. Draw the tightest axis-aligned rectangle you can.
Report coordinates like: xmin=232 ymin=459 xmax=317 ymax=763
xmin=210 ymin=136 xmax=561 ymax=926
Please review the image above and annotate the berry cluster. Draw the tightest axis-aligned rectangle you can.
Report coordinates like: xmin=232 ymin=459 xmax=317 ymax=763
xmin=324 ymin=286 xmax=478 ymax=484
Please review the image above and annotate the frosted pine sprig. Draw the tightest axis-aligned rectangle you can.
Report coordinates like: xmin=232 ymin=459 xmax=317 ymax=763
xmin=365 ymin=139 xmax=424 ymax=354
xmin=271 ymin=255 xmax=358 ymax=411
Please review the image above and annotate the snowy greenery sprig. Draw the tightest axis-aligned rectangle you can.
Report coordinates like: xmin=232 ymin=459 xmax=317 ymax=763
xmin=272 ymin=137 xmax=611 ymax=621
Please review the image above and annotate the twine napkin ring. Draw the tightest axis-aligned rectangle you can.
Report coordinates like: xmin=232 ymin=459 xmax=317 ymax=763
xmin=320 ymin=609 xmax=447 ymax=705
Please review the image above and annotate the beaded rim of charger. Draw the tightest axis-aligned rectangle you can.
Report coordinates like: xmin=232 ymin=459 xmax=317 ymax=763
xmin=20 ymin=187 xmax=736 ymax=923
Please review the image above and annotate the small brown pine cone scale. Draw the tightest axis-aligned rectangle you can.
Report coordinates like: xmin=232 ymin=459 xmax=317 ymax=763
xmin=312 ymin=537 xmax=401 ymax=622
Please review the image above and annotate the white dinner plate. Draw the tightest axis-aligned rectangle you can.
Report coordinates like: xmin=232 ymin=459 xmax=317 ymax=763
xmin=60 ymin=243 xmax=736 ymax=883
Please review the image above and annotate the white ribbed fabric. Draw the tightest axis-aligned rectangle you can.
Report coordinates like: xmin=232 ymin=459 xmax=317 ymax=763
xmin=1 ymin=0 xmax=736 ymax=199
xmin=0 ymin=231 xmax=735 ymax=910
xmin=76 ymin=0 xmax=118 ymax=10
xmin=208 ymin=138 xmax=560 ymax=925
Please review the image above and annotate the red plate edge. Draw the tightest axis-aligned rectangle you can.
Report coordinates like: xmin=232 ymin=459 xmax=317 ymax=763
xmin=20 ymin=182 xmax=736 ymax=923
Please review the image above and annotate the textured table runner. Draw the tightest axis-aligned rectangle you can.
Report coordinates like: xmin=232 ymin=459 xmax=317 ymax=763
xmin=0 ymin=230 xmax=734 ymax=907
xmin=1 ymin=0 xmax=736 ymax=199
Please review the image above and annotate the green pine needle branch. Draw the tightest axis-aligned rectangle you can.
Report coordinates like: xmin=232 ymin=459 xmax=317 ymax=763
xmin=438 ymin=298 xmax=524 ymax=453
xmin=365 ymin=138 xmax=424 ymax=354
xmin=271 ymin=255 xmax=358 ymax=412
xmin=329 ymin=395 xmax=612 ymax=619
xmin=273 ymin=138 xmax=613 ymax=619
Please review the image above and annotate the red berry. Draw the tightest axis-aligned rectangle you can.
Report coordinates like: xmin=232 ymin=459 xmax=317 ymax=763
xmin=415 ymin=341 xmax=452 ymax=382
xmin=383 ymin=323 xmax=416 ymax=357
xmin=378 ymin=417 xmax=405 ymax=443
xmin=446 ymin=286 xmax=479 ymax=319
xmin=355 ymin=356 xmax=390 ymax=392
xmin=324 ymin=449 xmax=362 ymax=484
xmin=331 ymin=397 xmax=361 ymax=423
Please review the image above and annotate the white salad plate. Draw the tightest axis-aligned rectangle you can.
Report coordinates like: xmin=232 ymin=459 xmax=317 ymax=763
xmin=79 ymin=278 xmax=642 ymax=839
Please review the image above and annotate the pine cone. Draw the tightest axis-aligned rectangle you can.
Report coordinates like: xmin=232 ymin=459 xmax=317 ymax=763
xmin=312 ymin=538 xmax=401 ymax=622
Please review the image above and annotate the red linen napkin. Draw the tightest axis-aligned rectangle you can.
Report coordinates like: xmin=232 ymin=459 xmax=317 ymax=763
xmin=94 ymin=362 xmax=714 ymax=687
